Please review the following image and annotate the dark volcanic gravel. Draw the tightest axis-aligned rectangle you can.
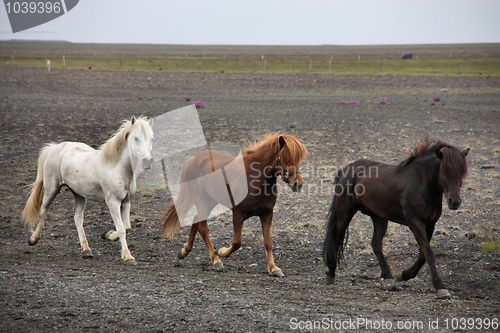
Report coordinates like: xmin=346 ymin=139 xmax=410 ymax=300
xmin=0 ymin=67 xmax=499 ymax=332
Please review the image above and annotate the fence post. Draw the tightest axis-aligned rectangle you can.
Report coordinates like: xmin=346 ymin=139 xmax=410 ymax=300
xmin=459 ymin=62 xmax=462 ymax=75
xmin=382 ymin=58 xmax=386 ymax=72
xmin=63 ymin=55 xmax=65 ymax=68
xmin=309 ymin=59 xmax=312 ymax=72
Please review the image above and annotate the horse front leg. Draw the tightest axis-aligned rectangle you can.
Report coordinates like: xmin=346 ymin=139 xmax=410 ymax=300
xmin=214 ymin=211 xmax=244 ymax=265
xmin=406 ymin=221 xmax=449 ymax=298
xmin=396 ymin=222 xmax=435 ymax=282
xmin=121 ymin=196 xmax=132 ymax=232
xmin=104 ymin=197 xmax=136 ymax=264
xmin=72 ymin=192 xmax=93 ymax=258
xmin=260 ymin=212 xmax=284 ymax=277
xmin=371 ymin=217 xmax=396 ymax=290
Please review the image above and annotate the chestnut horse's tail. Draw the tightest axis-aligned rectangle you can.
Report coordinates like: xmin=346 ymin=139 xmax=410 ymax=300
xmin=160 ymin=173 xmax=195 ymax=239
xmin=323 ymin=171 xmax=350 ymax=273
xmin=22 ymin=143 xmax=55 ymax=228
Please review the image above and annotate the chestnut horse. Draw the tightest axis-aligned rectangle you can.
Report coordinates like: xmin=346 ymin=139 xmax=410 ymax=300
xmin=323 ymin=138 xmax=468 ymax=298
xmin=161 ymin=133 xmax=307 ymax=276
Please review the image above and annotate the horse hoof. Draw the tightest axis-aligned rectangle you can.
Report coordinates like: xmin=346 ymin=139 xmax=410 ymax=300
xmin=270 ymin=269 xmax=285 ymax=277
xmin=436 ymin=289 xmax=451 ymax=299
xmin=382 ymin=279 xmax=397 ymax=291
xmin=214 ymin=249 xmax=219 ymax=256
xmin=101 ymin=231 xmax=112 ymax=240
xmin=395 ymin=271 xmax=405 ymax=282
xmin=213 ymin=261 xmax=224 ymax=271
xmin=28 ymin=238 xmax=38 ymax=246
xmin=177 ymin=248 xmax=186 ymax=260
xmin=325 ymin=274 xmax=335 ymax=285
xmin=125 ymin=259 xmax=137 ymax=266
xmin=82 ymin=250 xmax=94 ymax=259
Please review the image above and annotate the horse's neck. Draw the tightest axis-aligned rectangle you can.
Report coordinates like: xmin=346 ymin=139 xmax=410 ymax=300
xmin=106 ymin=142 xmax=138 ymax=180
xmin=413 ymin=154 xmax=441 ymax=190
xmin=245 ymin=146 xmax=279 ymax=194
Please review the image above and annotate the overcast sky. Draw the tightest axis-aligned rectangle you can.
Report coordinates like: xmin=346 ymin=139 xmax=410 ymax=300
xmin=1 ymin=0 xmax=499 ymax=45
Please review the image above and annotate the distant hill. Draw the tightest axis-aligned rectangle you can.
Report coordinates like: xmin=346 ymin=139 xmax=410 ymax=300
xmin=6 ymin=39 xmax=72 ymax=43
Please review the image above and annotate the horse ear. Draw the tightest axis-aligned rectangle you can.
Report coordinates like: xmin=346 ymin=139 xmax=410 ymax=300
xmin=435 ymin=149 xmax=443 ymax=160
xmin=462 ymin=148 xmax=470 ymax=157
xmin=278 ymin=136 xmax=286 ymax=151
xmin=295 ymin=134 xmax=298 ymax=138
xmin=149 ymin=118 xmax=154 ymax=127
xmin=131 ymin=116 xmax=136 ymax=125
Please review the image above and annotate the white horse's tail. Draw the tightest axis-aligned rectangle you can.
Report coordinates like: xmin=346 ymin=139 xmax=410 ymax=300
xmin=22 ymin=143 xmax=56 ymax=228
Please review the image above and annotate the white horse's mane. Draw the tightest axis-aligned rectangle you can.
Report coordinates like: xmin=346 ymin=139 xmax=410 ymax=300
xmin=100 ymin=116 xmax=151 ymax=165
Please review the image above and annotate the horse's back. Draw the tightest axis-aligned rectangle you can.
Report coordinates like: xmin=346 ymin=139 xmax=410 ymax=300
xmin=338 ymin=159 xmax=394 ymax=183
xmin=338 ymin=159 xmax=406 ymax=222
xmin=183 ymin=150 xmax=236 ymax=181
xmin=44 ymin=142 xmax=101 ymax=193
xmin=48 ymin=142 xmax=96 ymax=169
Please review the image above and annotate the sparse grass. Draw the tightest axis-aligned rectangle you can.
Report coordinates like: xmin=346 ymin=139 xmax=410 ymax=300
xmin=479 ymin=240 xmax=500 ymax=252
xmin=1 ymin=42 xmax=500 ymax=75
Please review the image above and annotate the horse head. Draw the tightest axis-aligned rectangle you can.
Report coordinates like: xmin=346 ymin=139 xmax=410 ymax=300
xmin=277 ymin=135 xmax=307 ymax=192
xmin=436 ymin=146 xmax=469 ymax=210
xmin=128 ymin=116 xmax=154 ymax=170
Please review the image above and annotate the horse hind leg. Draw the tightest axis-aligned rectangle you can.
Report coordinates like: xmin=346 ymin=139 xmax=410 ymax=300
xmin=72 ymin=192 xmax=93 ymax=258
xmin=28 ymin=184 xmax=60 ymax=246
xmin=197 ymin=220 xmax=224 ymax=271
xmin=177 ymin=218 xmax=198 ymax=260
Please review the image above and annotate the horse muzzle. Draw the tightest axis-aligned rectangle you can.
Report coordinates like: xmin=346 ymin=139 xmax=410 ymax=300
xmin=142 ymin=157 xmax=153 ymax=170
xmin=447 ymin=197 xmax=461 ymax=210
xmin=291 ymin=181 xmax=303 ymax=192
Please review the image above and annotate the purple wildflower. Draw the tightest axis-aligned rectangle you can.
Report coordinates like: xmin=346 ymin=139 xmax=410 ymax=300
xmin=429 ymin=94 xmax=442 ymax=105
xmin=194 ymin=100 xmax=207 ymax=109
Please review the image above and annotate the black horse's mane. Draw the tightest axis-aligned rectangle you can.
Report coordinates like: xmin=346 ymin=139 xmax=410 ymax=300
xmin=397 ymin=137 xmax=456 ymax=170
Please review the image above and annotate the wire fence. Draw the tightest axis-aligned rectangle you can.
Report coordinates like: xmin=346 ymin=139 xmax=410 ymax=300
xmin=1 ymin=53 xmax=499 ymax=75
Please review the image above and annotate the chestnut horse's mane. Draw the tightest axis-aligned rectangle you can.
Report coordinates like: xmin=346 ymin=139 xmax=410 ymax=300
xmin=243 ymin=133 xmax=307 ymax=165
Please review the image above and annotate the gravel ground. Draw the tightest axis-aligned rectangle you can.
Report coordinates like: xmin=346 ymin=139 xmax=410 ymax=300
xmin=0 ymin=67 xmax=499 ymax=332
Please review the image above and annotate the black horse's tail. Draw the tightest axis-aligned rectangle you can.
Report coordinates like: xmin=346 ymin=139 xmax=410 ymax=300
xmin=323 ymin=171 xmax=349 ymax=276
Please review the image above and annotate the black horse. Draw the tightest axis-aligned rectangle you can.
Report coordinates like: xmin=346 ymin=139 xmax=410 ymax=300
xmin=323 ymin=137 xmax=469 ymax=298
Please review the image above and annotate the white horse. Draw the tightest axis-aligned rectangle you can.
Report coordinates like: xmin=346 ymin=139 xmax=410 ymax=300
xmin=22 ymin=116 xmax=154 ymax=264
